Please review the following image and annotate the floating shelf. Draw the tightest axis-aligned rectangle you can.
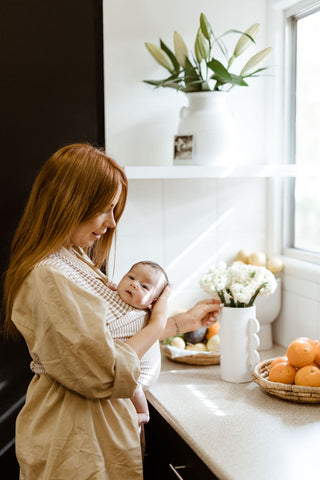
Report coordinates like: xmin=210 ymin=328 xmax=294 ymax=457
xmin=123 ymin=164 xmax=297 ymax=180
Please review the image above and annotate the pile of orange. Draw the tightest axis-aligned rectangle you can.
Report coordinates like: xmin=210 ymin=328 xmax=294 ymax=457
xmin=269 ymin=337 xmax=320 ymax=387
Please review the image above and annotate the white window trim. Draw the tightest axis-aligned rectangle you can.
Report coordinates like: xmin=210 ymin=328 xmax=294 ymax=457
xmin=267 ymin=0 xmax=320 ymax=280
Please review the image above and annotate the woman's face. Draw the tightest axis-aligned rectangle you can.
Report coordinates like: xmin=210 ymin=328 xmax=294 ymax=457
xmin=68 ymin=186 xmax=122 ymax=248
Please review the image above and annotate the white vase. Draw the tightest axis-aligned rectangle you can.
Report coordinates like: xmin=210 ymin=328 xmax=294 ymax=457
xmin=219 ymin=306 xmax=260 ymax=383
xmin=176 ymin=91 xmax=236 ymax=166
xmin=256 ymin=279 xmax=282 ymax=351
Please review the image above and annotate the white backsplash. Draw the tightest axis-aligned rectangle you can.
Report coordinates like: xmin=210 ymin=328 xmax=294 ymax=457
xmin=273 ymin=274 xmax=320 ymax=347
xmin=110 ymin=177 xmax=320 ymax=347
xmin=111 ymin=177 xmax=267 ymax=316
xmin=104 ymin=0 xmax=320 ymax=349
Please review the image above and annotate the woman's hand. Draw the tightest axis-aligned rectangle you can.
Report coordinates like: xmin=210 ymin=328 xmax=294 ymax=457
xmin=160 ymin=298 xmax=223 ymax=340
xmin=183 ymin=298 xmax=223 ymax=330
xmin=148 ymin=285 xmax=171 ymax=331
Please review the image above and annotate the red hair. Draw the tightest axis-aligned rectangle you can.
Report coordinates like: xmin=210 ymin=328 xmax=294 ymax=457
xmin=3 ymin=143 xmax=128 ymax=338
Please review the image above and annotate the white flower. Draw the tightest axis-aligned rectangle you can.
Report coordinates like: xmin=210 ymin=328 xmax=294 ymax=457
xmin=240 ymin=47 xmax=272 ymax=77
xmin=233 ymin=23 xmax=260 ymax=58
xmin=229 ymin=283 xmax=253 ymax=304
xmin=200 ymin=261 xmax=277 ymax=307
xmin=201 ymin=262 xmax=228 ymax=293
xmin=256 ymin=267 xmax=277 ymax=296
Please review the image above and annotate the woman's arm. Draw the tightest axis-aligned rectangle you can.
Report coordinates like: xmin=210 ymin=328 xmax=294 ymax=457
xmin=14 ymin=266 xmax=141 ymax=400
xmin=126 ymin=285 xmax=170 ymax=358
xmin=159 ymin=299 xmax=223 ymax=341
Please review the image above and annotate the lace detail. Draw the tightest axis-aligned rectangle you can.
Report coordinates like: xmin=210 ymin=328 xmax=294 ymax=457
xmin=35 ymin=249 xmax=147 ymax=326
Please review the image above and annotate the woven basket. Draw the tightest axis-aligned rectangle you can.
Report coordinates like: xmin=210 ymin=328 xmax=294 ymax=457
xmin=162 ymin=344 xmax=220 ymax=365
xmin=253 ymin=358 xmax=320 ymax=403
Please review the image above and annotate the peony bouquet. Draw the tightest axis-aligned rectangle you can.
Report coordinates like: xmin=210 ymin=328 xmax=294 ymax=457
xmin=200 ymin=261 xmax=277 ymax=307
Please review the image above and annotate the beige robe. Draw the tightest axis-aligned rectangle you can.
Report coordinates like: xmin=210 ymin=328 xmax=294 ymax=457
xmin=12 ymin=252 xmax=143 ymax=480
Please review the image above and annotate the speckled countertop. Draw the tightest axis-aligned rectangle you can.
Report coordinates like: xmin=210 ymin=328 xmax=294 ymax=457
xmin=146 ymin=345 xmax=320 ymax=480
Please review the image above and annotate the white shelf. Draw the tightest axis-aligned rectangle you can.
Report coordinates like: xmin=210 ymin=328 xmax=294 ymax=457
xmin=123 ymin=164 xmax=297 ymax=179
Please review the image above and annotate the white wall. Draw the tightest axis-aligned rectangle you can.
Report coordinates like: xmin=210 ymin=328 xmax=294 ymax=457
xmin=104 ymin=1 xmax=300 ymax=333
xmin=103 ymin=0 xmax=270 ymax=166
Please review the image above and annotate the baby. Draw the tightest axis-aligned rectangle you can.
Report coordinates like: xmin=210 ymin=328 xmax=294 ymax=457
xmin=107 ymin=261 xmax=169 ymax=424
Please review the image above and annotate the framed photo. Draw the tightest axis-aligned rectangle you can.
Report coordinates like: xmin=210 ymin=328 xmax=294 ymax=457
xmin=173 ymin=135 xmax=193 ymax=165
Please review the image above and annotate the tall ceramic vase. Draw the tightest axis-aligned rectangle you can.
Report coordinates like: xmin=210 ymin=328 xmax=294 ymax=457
xmin=177 ymin=91 xmax=236 ymax=166
xmin=219 ymin=306 xmax=260 ymax=383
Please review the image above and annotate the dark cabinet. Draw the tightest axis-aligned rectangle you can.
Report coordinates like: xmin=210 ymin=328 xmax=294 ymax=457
xmin=144 ymin=403 xmax=219 ymax=480
xmin=0 ymin=0 xmax=104 ymax=475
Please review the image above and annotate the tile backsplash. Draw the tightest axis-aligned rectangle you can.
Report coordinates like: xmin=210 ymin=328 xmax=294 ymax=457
xmin=112 ymin=177 xmax=267 ymax=315
xmin=274 ymin=273 xmax=320 ymax=347
xmin=110 ymin=177 xmax=320 ymax=348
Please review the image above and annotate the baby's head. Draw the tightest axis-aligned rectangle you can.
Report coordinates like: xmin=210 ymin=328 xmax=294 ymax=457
xmin=117 ymin=261 xmax=169 ymax=310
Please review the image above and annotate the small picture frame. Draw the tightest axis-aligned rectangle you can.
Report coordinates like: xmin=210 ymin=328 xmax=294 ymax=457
xmin=173 ymin=135 xmax=193 ymax=165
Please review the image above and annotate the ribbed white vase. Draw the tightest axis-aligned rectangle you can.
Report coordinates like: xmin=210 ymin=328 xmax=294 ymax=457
xmin=219 ymin=306 xmax=260 ymax=383
xmin=177 ymin=91 xmax=236 ymax=166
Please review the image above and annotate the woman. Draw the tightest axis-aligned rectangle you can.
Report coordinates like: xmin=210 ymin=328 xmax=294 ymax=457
xmin=3 ymin=144 xmax=221 ymax=480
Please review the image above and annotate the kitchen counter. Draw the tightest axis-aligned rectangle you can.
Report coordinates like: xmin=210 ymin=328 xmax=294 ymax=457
xmin=146 ymin=345 xmax=320 ymax=480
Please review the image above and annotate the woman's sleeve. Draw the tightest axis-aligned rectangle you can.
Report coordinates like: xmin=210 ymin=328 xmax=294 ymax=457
xmin=13 ymin=265 xmax=141 ymax=399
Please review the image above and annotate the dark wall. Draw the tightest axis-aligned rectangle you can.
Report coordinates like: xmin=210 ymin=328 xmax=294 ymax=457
xmin=0 ymin=0 xmax=104 ymax=474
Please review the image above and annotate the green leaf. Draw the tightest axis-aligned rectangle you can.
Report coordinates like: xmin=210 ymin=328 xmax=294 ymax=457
xmin=183 ymin=57 xmax=202 ymax=90
xmin=207 ymin=58 xmax=233 ymax=82
xmin=143 ymin=74 xmax=183 ymax=90
xmin=241 ymin=66 xmax=270 ymax=78
xmin=212 ymin=29 xmax=252 ymax=61
xmin=184 ymin=79 xmax=204 ymax=92
xmin=219 ymin=28 xmax=251 ymax=37
xmin=143 ymin=79 xmax=164 ymax=87
xmin=211 ymin=35 xmax=228 ymax=60
xmin=160 ymin=39 xmax=180 ymax=74
xmin=229 ymin=73 xmax=248 ymax=86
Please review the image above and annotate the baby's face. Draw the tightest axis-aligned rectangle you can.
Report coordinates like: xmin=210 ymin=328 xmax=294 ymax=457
xmin=117 ymin=264 xmax=165 ymax=309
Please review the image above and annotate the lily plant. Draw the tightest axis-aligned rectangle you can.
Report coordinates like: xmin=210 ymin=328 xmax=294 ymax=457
xmin=144 ymin=13 xmax=272 ymax=92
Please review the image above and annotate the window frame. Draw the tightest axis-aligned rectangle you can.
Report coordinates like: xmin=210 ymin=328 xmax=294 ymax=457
xmin=269 ymin=0 xmax=320 ymax=268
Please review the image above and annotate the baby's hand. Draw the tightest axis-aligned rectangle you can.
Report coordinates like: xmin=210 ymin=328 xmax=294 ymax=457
xmin=137 ymin=412 xmax=150 ymax=425
xmin=107 ymin=281 xmax=117 ymax=291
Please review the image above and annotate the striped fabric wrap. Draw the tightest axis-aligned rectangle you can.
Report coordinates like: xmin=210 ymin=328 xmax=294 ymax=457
xmin=34 ymin=249 xmax=161 ymax=389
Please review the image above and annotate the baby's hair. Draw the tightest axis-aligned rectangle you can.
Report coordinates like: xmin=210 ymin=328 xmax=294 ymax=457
xmin=131 ymin=260 xmax=169 ymax=292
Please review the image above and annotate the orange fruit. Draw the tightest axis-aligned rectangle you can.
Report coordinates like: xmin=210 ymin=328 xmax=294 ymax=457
xmin=206 ymin=321 xmax=220 ymax=340
xmin=269 ymin=361 xmax=296 ymax=384
xmin=269 ymin=356 xmax=288 ymax=370
xmin=309 ymin=362 xmax=320 ymax=368
xmin=314 ymin=343 xmax=320 ymax=367
xmin=286 ymin=339 xmax=315 ymax=368
xmin=294 ymin=336 xmax=320 ymax=349
xmin=295 ymin=365 xmax=320 ymax=387
xmin=295 ymin=336 xmax=313 ymax=345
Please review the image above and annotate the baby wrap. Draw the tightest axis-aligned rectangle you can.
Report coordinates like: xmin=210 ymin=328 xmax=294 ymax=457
xmin=12 ymin=247 xmax=144 ymax=480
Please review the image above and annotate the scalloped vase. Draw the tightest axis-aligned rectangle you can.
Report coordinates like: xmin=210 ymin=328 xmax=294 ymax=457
xmin=219 ymin=306 xmax=260 ymax=383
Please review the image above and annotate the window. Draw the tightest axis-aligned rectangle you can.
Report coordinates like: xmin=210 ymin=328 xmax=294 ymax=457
xmin=282 ymin=1 xmax=320 ymax=261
